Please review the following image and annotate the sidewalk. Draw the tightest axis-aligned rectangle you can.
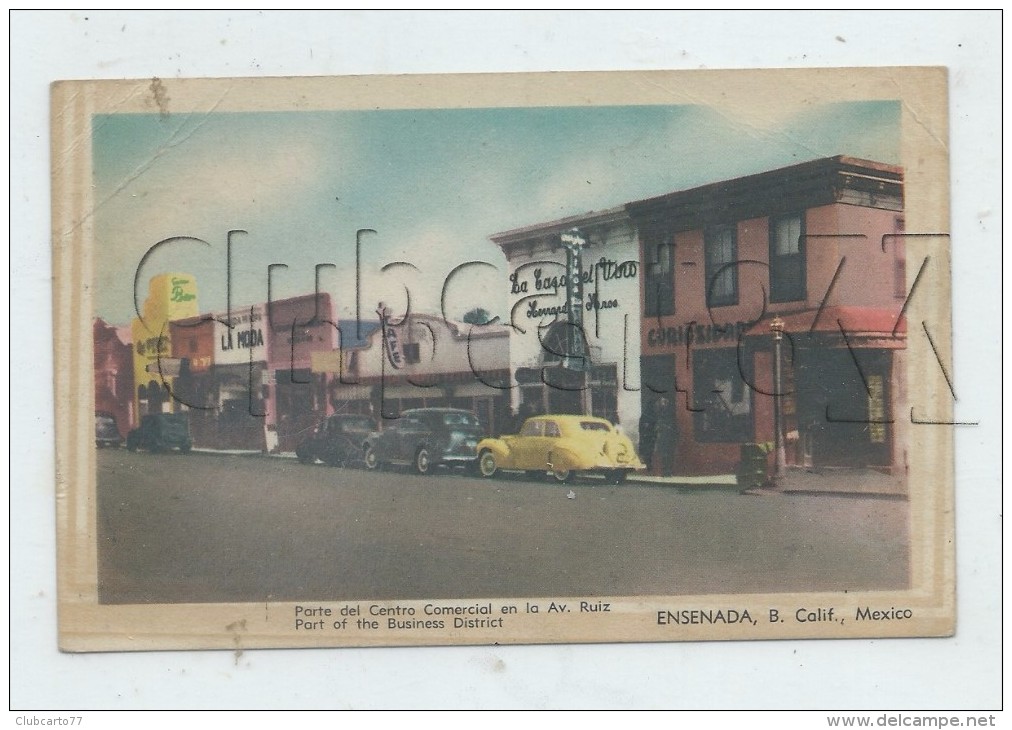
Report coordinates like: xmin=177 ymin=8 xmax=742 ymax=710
xmin=778 ymin=466 xmax=907 ymax=497
xmin=191 ymin=449 xmax=906 ymax=497
xmin=192 ymin=447 xmax=264 ymax=457
xmin=192 ymin=447 xmax=305 ymax=457
xmin=628 ymin=473 xmax=737 ymax=487
xmin=629 ymin=466 xmax=907 ymax=497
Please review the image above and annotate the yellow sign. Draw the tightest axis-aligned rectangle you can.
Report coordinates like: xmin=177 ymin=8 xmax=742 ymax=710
xmin=131 ymin=273 xmax=199 ymax=415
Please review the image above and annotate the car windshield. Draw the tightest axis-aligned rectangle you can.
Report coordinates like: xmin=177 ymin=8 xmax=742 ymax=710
xmin=443 ymin=413 xmax=479 ymax=427
xmin=96 ymin=415 xmax=118 ymax=436
xmin=580 ymin=421 xmax=612 ymax=432
xmin=340 ymin=417 xmax=374 ymax=432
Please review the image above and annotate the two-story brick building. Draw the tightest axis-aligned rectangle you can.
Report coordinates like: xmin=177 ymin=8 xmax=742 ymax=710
xmin=628 ymin=156 xmax=907 ymax=477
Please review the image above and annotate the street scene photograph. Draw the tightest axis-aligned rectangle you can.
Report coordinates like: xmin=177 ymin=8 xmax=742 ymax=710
xmin=45 ymin=66 xmax=960 ymax=658
xmin=89 ymin=89 xmax=914 ymax=606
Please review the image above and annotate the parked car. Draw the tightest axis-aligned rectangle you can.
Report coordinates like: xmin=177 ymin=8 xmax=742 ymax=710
xmin=476 ymin=415 xmax=645 ymax=484
xmin=364 ymin=408 xmax=484 ymax=475
xmin=296 ymin=413 xmax=377 ymax=467
xmin=126 ymin=413 xmax=192 ymax=453
xmin=95 ymin=411 xmax=123 ymax=448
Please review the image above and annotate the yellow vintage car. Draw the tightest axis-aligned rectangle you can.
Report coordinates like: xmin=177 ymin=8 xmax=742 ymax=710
xmin=476 ymin=415 xmax=645 ymax=484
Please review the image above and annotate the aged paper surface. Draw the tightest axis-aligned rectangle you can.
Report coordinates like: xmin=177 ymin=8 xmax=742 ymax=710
xmin=53 ymin=68 xmax=953 ymax=652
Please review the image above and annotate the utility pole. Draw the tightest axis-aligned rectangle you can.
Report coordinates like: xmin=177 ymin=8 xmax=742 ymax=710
xmin=770 ymin=315 xmax=786 ymax=490
xmin=560 ymin=228 xmax=589 ymax=414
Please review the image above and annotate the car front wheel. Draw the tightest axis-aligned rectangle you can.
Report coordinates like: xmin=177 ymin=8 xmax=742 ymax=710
xmin=364 ymin=446 xmax=379 ymax=471
xmin=478 ymin=450 xmax=498 ymax=478
xmin=551 ymin=467 xmax=573 ymax=484
xmin=415 ymin=447 xmax=432 ymax=475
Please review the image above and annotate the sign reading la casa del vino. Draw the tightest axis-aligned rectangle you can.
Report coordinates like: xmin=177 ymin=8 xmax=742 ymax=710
xmin=511 ymin=257 xmax=638 ymax=319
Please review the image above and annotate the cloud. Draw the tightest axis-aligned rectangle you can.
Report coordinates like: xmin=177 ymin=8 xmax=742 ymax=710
xmin=93 ymin=102 xmax=899 ymax=325
xmin=108 ymin=131 xmax=330 ymax=223
xmin=533 ymin=156 xmax=623 ymax=219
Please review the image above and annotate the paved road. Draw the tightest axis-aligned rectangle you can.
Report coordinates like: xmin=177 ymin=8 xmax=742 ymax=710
xmin=97 ymin=450 xmax=909 ymax=604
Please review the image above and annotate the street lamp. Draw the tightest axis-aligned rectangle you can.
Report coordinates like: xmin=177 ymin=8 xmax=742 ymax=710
xmin=770 ymin=315 xmax=786 ymax=490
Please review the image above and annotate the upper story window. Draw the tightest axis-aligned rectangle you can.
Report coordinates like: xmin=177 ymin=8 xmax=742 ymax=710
xmin=403 ymin=342 xmax=421 ymax=364
xmin=893 ymin=215 xmax=906 ymax=299
xmin=643 ymin=230 xmax=675 ymax=317
xmin=769 ymin=213 xmax=806 ymax=303
xmin=704 ymin=224 xmax=738 ymax=307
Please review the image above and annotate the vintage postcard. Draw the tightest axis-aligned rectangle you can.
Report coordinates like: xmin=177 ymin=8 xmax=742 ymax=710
xmin=53 ymin=68 xmax=954 ymax=651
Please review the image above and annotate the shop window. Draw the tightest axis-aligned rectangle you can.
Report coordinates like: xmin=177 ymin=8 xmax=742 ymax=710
xmin=519 ymin=385 xmax=545 ymax=419
xmin=705 ymin=224 xmax=738 ymax=307
xmin=893 ymin=216 xmax=906 ymax=299
xmin=769 ymin=213 xmax=806 ymax=303
xmin=692 ymin=348 xmax=752 ymax=443
xmin=643 ymin=230 xmax=675 ymax=317
xmin=403 ymin=342 xmax=421 ymax=364
xmin=589 ymin=364 xmax=619 ymax=425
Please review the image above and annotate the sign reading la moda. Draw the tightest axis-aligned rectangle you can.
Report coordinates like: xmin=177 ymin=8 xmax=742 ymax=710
xmin=214 ymin=304 xmax=267 ymax=365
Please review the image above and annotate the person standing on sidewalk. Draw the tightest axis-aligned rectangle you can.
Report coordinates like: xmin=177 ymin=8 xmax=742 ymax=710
xmin=652 ymin=395 xmax=677 ymax=476
xmin=639 ymin=404 xmax=656 ymax=472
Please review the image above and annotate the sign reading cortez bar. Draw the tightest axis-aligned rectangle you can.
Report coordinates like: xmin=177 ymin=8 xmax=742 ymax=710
xmin=54 ymin=69 xmax=954 ymax=652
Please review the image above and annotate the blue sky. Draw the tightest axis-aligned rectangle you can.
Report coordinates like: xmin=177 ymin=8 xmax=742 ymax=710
xmin=93 ymin=100 xmax=899 ymax=326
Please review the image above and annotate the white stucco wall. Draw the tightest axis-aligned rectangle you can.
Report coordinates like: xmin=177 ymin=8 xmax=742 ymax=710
xmin=353 ymin=313 xmax=510 ymax=381
xmin=499 ymin=217 xmax=643 ymax=444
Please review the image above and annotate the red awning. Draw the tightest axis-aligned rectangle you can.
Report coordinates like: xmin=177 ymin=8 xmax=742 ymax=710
xmin=748 ymin=306 xmax=905 ymax=337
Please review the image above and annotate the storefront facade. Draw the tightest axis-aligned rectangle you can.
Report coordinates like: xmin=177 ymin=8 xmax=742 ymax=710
xmin=171 ymin=304 xmax=269 ymax=450
xmin=314 ymin=311 xmax=512 ymax=437
xmin=628 ymin=156 xmax=907 ymax=477
xmin=266 ymin=293 xmax=338 ymax=452
xmin=131 ymin=272 xmax=200 ymax=418
xmin=94 ymin=318 xmax=135 ymax=435
xmin=491 ymin=207 xmax=642 ymax=444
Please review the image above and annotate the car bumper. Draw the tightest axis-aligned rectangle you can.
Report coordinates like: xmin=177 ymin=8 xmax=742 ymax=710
xmin=437 ymin=453 xmax=478 ymax=464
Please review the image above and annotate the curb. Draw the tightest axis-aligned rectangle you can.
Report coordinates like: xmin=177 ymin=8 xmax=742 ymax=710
xmin=184 ymin=450 xmax=906 ymax=496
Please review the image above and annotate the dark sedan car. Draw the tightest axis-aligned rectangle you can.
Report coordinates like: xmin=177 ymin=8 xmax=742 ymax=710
xmin=126 ymin=413 xmax=192 ymax=453
xmin=296 ymin=413 xmax=377 ymax=467
xmin=364 ymin=408 xmax=485 ymax=475
xmin=95 ymin=411 xmax=123 ymax=448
